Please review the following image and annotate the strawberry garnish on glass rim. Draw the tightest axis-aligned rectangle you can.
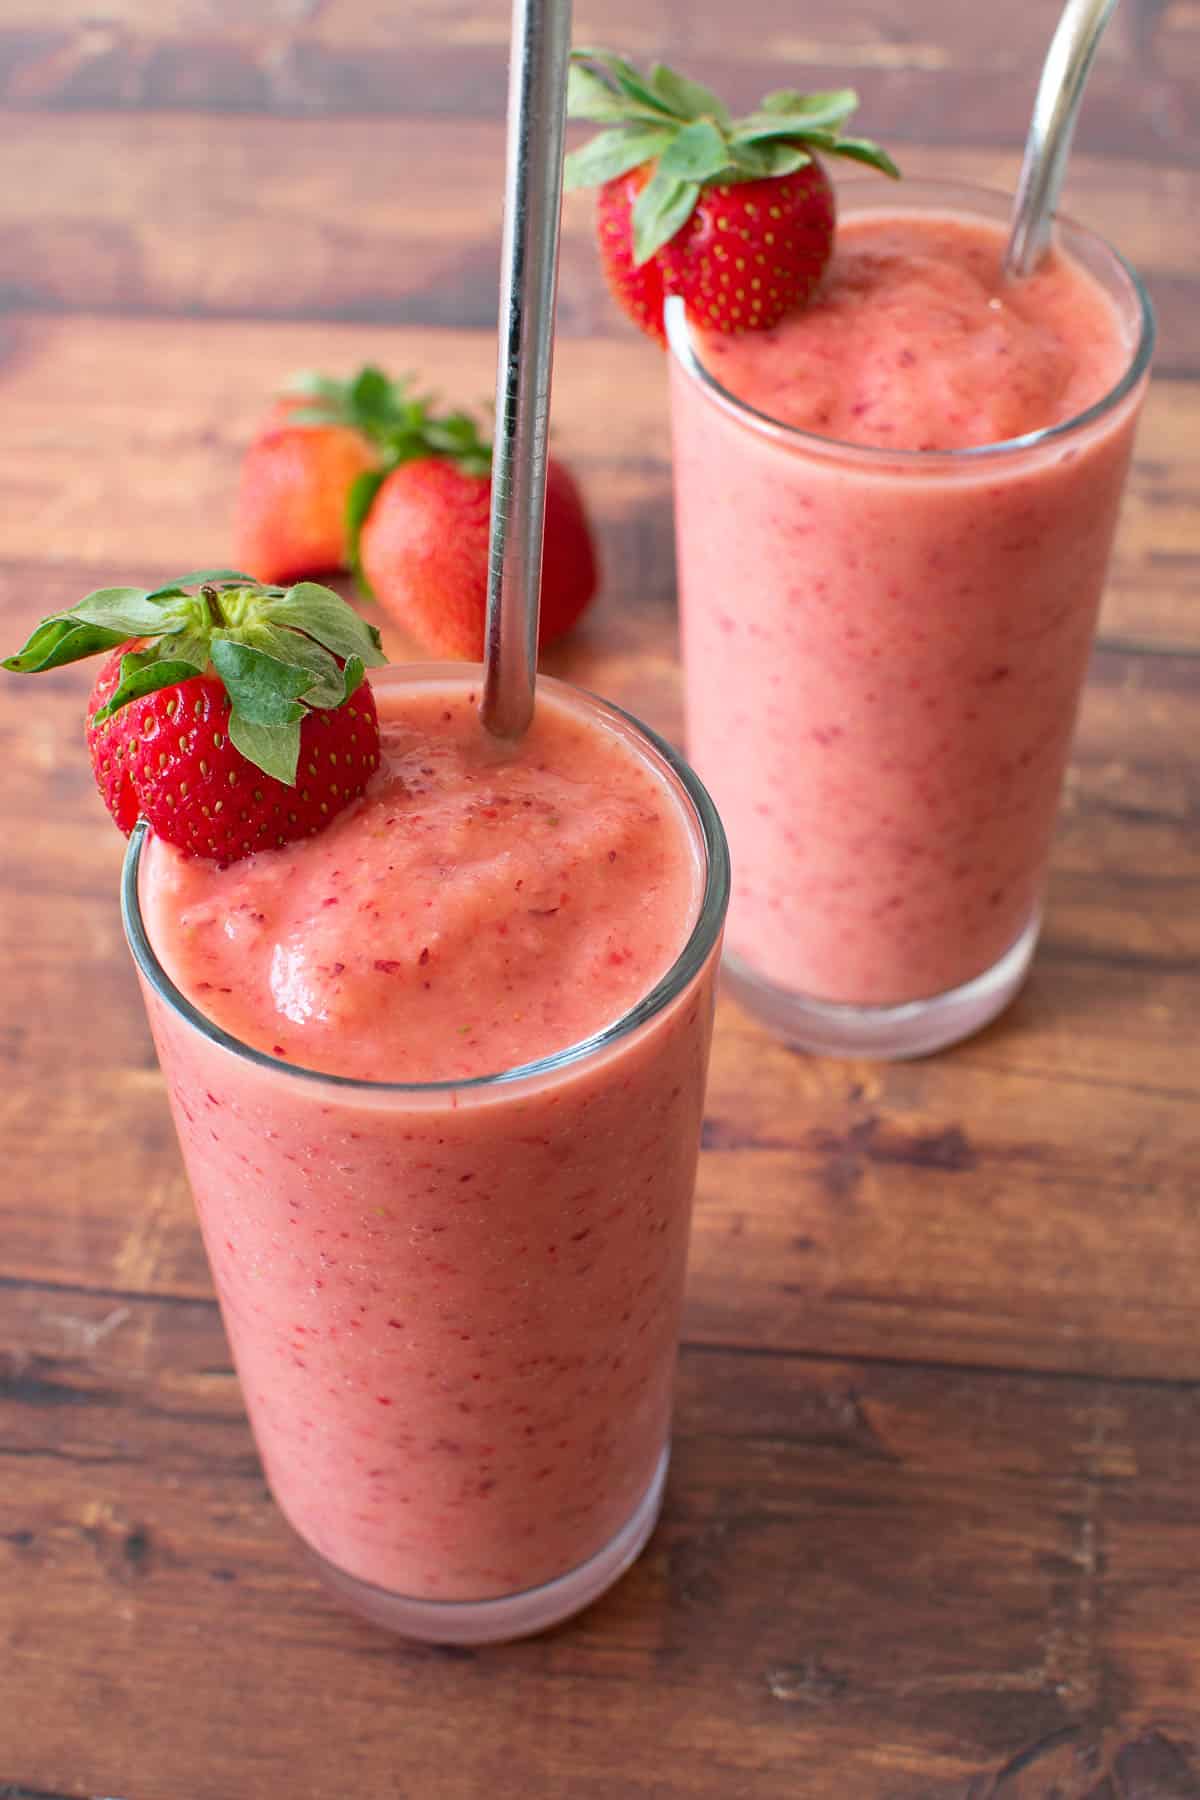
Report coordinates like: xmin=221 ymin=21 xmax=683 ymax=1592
xmin=564 ymin=49 xmax=899 ymax=344
xmin=3 ymin=572 xmax=386 ymax=863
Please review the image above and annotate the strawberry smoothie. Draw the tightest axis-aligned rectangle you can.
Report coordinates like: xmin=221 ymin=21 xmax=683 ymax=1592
xmin=666 ymin=181 xmax=1153 ymax=1057
xmin=124 ymin=665 xmax=728 ymax=1641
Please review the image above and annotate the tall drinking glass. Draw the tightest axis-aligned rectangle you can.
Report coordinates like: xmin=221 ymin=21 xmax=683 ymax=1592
xmin=122 ymin=665 xmax=729 ymax=1643
xmin=667 ymin=181 xmax=1153 ymax=1058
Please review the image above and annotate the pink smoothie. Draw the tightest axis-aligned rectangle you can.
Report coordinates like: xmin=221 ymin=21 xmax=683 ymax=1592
xmin=669 ymin=192 xmax=1148 ymax=1012
xmin=134 ymin=668 xmax=722 ymax=1605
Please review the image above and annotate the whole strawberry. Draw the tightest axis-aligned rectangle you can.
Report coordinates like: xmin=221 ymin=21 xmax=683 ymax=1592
xmin=234 ymin=404 xmax=378 ymax=585
xmin=4 ymin=571 xmax=387 ymax=863
xmin=345 ymin=374 xmax=598 ymax=658
xmin=565 ymin=50 xmax=898 ymax=344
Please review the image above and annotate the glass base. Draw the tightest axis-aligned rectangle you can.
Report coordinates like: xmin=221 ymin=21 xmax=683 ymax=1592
xmin=724 ymin=911 xmax=1040 ymax=1060
xmin=302 ymin=1446 xmax=670 ymax=1645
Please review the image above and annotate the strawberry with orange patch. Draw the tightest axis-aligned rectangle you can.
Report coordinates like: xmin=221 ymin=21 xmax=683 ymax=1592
xmin=235 ymin=366 xmax=599 ymax=660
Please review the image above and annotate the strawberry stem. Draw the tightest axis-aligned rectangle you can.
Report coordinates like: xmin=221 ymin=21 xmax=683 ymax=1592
xmin=201 ymin=584 xmax=227 ymax=628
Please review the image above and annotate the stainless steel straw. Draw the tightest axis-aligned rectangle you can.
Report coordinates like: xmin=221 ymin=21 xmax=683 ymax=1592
xmin=1004 ymin=0 xmax=1120 ymax=279
xmin=481 ymin=0 xmax=573 ymax=740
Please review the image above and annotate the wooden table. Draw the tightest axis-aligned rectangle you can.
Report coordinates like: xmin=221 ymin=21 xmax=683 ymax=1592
xmin=2 ymin=4 xmax=1198 ymax=1794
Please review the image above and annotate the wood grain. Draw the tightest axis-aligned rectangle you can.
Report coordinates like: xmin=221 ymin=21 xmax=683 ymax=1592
xmin=4 ymin=1284 xmax=1200 ymax=1797
xmin=2 ymin=0 xmax=1196 ymax=181
xmin=3 ymin=118 xmax=1199 ymax=364
xmin=0 ymin=315 xmax=1196 ymax=648
xmin=3 ymin=0 xmax=1200 ymax=1794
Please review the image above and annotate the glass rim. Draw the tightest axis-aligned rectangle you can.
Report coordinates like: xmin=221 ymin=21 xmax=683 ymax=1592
xmin=121 ymin=664 xmax=731 ymax=1099
xmin=664 ymin=179 xmax=1156 ymax=468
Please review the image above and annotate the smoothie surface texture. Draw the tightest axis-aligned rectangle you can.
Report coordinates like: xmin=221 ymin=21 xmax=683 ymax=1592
xmin=143 ymin=678 xmax=701 ymax=1082
xmin=698 ymin=210 xmax=1130 ymax=451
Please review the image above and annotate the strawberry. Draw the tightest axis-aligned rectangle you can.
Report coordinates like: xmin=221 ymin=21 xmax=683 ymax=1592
xmin=345 ymin=375 xmax=598 ymax=659
xmin=564 ymin=50 xmax=898 ymax=344
xmin=359 ymin=457 xmax=493 ymax=659
xmin=84 ymin=657 xmax=380 ymax=862
xmin=235 ymin=365 xmax=491 ymax=592
xmin=593 ymin=166 xmax=668 ymax=343
xmin=4 ymin=570 xmax=387 ymax=863
xmin=232 ymin=365 xmax=598 ymax=656
xmin=234 ymin=414 xmax=378 ymax=585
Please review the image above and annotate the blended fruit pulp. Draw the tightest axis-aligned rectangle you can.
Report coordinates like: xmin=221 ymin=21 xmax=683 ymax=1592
xmin=670 ymin=203 xmax=1145 ymax=1008
xmin=137 ymin=671 xmax=717 ymax=1602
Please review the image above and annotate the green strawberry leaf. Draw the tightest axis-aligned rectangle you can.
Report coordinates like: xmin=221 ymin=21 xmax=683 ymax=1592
xmin=152 ymin=626 xmax=209 ymax=672
xmin=563 ymin=125 xmax=674 ymax=192
xmin=343 ymin=469 xmax=389 ymax=597
xmin=631 ymin=169 xmax=701 ymax=265
xmin=340 ymin=654 xmax=365 ymax=703
xmin=756 ymin=88 xmax=859 ymax=126
xmin=649 ymin=63 xmax=730 ymax=127
xmin=261 ymin=581 xmax=386 ymax=666
xmin=244 ymin=623 xmax=364 ymax=711
xmin=91 ymin=649 xmax=209 ymax=723
xmin=418 ymin=411 xmax=491 ymax=476
xmin=567 ymin=63 xmax=646 ymax=124
xmin=730 ymin=114 xmax=829 ymax=146
xmin=564 ymin=56 xmax=680 ymax=126
xmin=145 ymin=568 xmax=252 ymax=600
xmin=565 ymin=55 xmax=898 ymax=206
xmin=422 ymin=412 xmax=471 ymax=450
xmin=823 ymin=136 xmax=901 ymax=178
xmin=348 ymin=365 xmax=393 ymax=424
xmin=657 ymin=117 xmax=733 ymax=185
xmin=246 ymin=622 xmax=346 ymax=707
xmin=279 ymin=364 xmax=492 ymax=478
xmin=727 ymin=140 xmax=813 ymax=180
xmin=67 ymin=587 xmax=168 ymax=634
xmin=227 ymin=711 xmax=302 ymax=787
xmin=3 ymin=616 xmax=129 ymax=674
xmin=209 ymin=639 xmax=314 ymax=726
xmin=572 ymin=49 xmax=682 ymax=120
xmin=1 ymin=587 xmax=195 ymax=673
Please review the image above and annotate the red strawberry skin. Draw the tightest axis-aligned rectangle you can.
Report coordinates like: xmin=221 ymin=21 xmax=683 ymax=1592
xmin=597 ymin=159 xmax=836 ymax=344
xmin=359 ymin=456 xmax=598 ymax=659
xmin=359 ymin=459 xmax=490 ymax=659
xmin=596 ymin=167 xmax=670 ymax=346
xmin=539 ymin=460 xmax=599 ymax=643
xmin=234 ymin=422 xmax=378 ymax=585
xmin=86 ymin=650 xmax=380 ymax=862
